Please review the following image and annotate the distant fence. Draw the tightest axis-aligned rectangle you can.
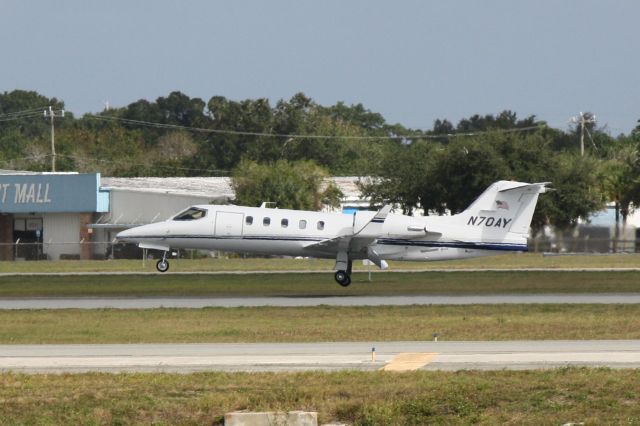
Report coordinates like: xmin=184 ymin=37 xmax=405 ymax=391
xmin=1 ymin=237 xmax=640 ymax=262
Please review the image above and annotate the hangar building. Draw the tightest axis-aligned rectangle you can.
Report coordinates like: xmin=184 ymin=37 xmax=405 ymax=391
xmin=0 ymin=172 xmax=109 ymax=261
xmin=0 ymin=171 xmax=364 ymax=261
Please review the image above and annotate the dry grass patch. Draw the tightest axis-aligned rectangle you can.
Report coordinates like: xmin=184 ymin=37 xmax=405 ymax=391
xmin=2 ymin=252 xmax=640 ymax=273
xmin=2 ymin=270 xmax=640 ymax=297
xmin=0 ymin=305 xmax=639 ymax=344
xmin=1 ymin=369 xmax=639 ymax=424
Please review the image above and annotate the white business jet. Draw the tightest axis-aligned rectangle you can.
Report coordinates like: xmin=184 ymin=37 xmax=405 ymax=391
xmin=117 ymin=180 xmax=548 ymax=286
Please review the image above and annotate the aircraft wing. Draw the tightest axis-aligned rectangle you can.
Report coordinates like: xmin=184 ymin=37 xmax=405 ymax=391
xmin=303 ymin=205 xmax=392 ymax=254
xmin=405 ymin=225 xmax=443 ymax=239
xmin=303 ymin=234 xmax=350 ymax=252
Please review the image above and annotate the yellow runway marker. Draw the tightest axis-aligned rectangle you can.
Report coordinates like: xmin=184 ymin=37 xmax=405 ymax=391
xmin=382 ymin=352 xmax=438 ymax=372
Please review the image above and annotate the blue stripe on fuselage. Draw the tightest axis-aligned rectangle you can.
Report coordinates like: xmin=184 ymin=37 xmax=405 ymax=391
xmin=121 ymin=235 xmax=526 ymax=252
xmin=376 ymin=238 xmax=527 ymax=252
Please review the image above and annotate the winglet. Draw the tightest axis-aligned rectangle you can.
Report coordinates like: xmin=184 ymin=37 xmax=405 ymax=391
xmin=370 ymin=205 xmax=392 ymax=224
xmin=355 ymin=205 xmax=391 ymax=235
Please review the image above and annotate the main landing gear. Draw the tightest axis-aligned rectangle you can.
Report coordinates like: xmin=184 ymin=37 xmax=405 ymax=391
xmin=334 ymin=255 xmax=353 ymax=287
xmin=156 ymin=251 xmax=170 ymax=273
xmin=334 ymin=270 xmax=351 ymax=287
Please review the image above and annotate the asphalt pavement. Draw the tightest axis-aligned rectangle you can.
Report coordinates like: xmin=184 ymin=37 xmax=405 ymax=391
xmin=1 ymin=293 xmax=640 ymax=309
xmin=1 ymin=340 xmax=638 ymax=373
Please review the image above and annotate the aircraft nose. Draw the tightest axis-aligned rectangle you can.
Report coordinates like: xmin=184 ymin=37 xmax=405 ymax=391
xmin=116 ymin=229 xmax=131 ymax=240
xmin=116 ymin=228 xmax=136 ymax=242
xmin=117 ymin=222 xmax=166 ymax=242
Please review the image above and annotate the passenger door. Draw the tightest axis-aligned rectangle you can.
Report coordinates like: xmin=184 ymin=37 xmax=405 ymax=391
xmin=214 ymin=211 xmax=244 ymax=237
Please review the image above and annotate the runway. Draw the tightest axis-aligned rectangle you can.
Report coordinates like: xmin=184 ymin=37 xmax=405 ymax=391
xmin=2 ymin=293 xmax=640 ymax=309
xmin=1 ymin=340 xmax=638 ymax=373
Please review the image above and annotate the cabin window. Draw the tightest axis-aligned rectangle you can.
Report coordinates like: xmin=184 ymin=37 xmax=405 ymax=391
xmin=173 ymin=207 xmax=207 ymax=221
xmin=263 ymin=217 xmax=271 ymax=226
xmin=246 ymin=216 xmax=253 ymax=225
xmin=317 ymin=221 xmax=325 ymax=231
xmin=281 ymin=218 xmax=288 ymax=228
xmin=299 ymin=219 xmax=307 ymax=229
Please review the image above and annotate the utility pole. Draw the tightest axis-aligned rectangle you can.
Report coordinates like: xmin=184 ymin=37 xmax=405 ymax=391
xmin=43 ymin=106 xmax=65 ymax=172
xmin=571 ymin=112 xmax=596 ymax=156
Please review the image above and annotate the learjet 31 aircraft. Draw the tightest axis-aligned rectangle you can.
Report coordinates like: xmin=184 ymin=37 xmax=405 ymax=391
xmin=117 ymin=180 xmax=548 ymax=286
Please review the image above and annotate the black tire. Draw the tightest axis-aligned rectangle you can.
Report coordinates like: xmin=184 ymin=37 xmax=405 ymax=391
xmin=335 ymin=270 xmax=351 ymax=287
xmin=156 ymin=259 xmax=170 ymax=273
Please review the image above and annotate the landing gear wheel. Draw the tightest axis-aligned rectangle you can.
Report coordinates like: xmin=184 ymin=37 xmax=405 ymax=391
xmin=335 ymin=270 xmax=351 ymax=287
xmin=156 ymin=259 xmax=170 ymax=273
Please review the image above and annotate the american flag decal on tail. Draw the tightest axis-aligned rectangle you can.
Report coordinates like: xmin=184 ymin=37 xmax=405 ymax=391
xmin=496 ymin=200 xmax=509 ymax=210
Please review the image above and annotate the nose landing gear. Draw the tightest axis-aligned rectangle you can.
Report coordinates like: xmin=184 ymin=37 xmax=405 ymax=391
xmin=156 ymin=252 xmax=170 ymax=273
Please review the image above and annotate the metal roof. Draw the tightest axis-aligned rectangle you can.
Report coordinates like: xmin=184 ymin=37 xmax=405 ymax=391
xmin=100 ymin=176 xmax=364 ymax=201
xmin=100 ymin=177 xmax=235 ymax=198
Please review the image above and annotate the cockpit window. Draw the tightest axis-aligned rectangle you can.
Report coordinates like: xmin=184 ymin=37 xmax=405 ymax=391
xmin=173 ymin=207 xmax=207 ymax=221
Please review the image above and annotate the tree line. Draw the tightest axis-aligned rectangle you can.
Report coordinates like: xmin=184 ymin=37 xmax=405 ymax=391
xmin=2 ymin=89 xmax=640 ymax=231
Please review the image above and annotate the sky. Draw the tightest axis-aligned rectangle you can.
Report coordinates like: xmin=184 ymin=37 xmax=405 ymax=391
xmin=2 ymin=0 xmax=639 ymax=134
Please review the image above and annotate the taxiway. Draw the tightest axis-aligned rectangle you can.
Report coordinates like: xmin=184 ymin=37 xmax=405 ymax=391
xmin=0 ymin=340 xmax=638 ymax=373
xmin=1 ymin=293 xmax=640 ymax=309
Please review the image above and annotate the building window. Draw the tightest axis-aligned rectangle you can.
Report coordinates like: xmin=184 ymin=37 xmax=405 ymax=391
xmin=299 ymin=219 xmax=307 ymax=229
xmin=281 ymin=218 xmax=288 ymax=228
xmin=246 ymin=216 xmax=253 ymax=225
xmin=317 ymin=221 xmax=325 ymax=230
xmin=263 ymin=217 xmax=271 ymax=226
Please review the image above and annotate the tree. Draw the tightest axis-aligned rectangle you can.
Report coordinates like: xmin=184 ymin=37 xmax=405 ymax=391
xmin=359 ymin=141 xmax=439 ymax=215
xmin=531 ymin=154 xmax=605 ymax=231
xmin=144 ymin=131 xmax=199 ymax=176
xmin=0 ymin=90 xmax=69 ymax=169
xmin=600 ymin=139 xmax=640 ymax=250
xmin=198 ymin=96 xmax=276 ymax=171
xmin=231 ymin=159 xmax=342 ymax=210
xmin=319 ymin=101 xmax=385 ymax=131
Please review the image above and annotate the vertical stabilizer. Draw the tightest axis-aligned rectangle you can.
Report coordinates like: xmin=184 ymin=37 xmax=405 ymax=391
xmin=457 ymin=180 xmax=548 ymax=237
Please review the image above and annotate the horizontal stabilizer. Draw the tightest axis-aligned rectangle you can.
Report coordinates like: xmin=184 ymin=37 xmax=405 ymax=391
xmin=498 ymin=182 xmax=551 ymax=193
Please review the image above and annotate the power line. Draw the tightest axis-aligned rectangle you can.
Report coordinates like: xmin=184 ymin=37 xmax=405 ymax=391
xmin=0 ymin=112 xmax=44 ymax=122
xmin=87 ymin=114 xmax=545 ymax=140
xmin=571 ymin=112 xmax=597 ymax=156
xmin=0 ymin=106 xmax=49 ymax=116
xmin=0 ymin=106 xmax=51 ymax=120
xmin=55 ymin=154 xmax=230 ymax=174
xmin=0 ymin=154 xmax=230 ymax=175
xmin=0 ymin=107 xmax=547 ymax=139
xmin=43 ymin=106 xmax=65 ymax=172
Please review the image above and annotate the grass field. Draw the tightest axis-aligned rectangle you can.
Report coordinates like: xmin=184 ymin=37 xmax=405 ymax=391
xmin=2 ymin=252 xmax=640 ymax=273
xmin=1 ymin=305 xmax=639 ymax=343
xmin=2 ymin=255 xmax=638 ymax=424
xmin=1 ymin=270 xmax=640 ymax=297
xmin=1 ymin=369 xmax=639 ymax=424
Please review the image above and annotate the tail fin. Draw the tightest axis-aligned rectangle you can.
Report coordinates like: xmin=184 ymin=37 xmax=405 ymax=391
xmin=457 ymin=180 xmax=549 ymax=236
